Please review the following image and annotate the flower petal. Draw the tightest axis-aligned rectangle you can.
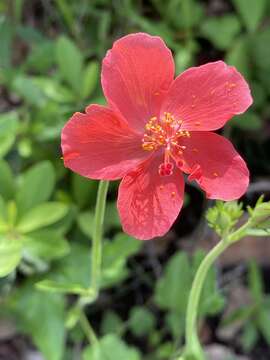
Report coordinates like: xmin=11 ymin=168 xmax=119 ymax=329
xmin=180 ymin=132 xmax=249 ymax=200
xmin=102 ymin=33 xmax=175 ymax=133
xmin=117 ymin=155 xmax=184 ymax=240
xmin=161 ymin=61 xmax=252 ymax=131
xmin=61 ymin=105 xmax=149 ymax=180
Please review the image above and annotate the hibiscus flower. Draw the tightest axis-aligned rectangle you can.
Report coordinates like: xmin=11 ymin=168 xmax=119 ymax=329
xmin=61 ymin=33 xmax=252 ymax=240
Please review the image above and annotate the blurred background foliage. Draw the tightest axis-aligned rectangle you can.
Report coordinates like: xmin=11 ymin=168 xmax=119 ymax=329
xmin=0 ymin=0 xmax=270 ymax=359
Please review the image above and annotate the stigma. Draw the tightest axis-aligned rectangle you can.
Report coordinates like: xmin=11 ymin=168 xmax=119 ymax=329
xmin=142 ymin=113 xmax=191 ymax=176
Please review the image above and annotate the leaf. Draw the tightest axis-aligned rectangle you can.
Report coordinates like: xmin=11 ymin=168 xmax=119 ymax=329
xmin=0 ymin=236 xmax=22 ymax=277
xmin=16 ymin=161 xmax=56 ymax=215
xmin=129 ymin=307 xmax=156 ymax=337
xmin=241 ymin=322 xmax=258 ymax=352
xmin=22 ymin=230 xmax=70 ymax=261
xmin=165 ymin=312 xmax=185 ymax=339
xmin=229 ymin=112 xmax=262 ymax=131
xmin=81 ymin=61 xmax=99 ymax=99
xmin=0 ymin=17 xmax=13 ymax=69
xmin=32 ymin=77 xmax=74 ymax=103
xmin=248 ymin=260 xmax=264 ymax=303
xmin=201 ymin=15 xmax=241 ymax=50
xmin=36 ymin=243 xmax=91 ymax=293
xmin=251 ymin=28 xmax=270 ymax=71
xmin=154 ymin=252 xmax=191 ymax=313
xmin=101 ymin=310 xmax=123 ymax=335
xmin=232 ymin=0 xmax=266 ymax=32
xmin=71 ymin=173 xmax=98 ymax=208
xmin=16 ymin=202 xmax=69 ymax=233
xmin=55 ymin=36 xmax=83 ymax=92
xmin=101 ymin=233 xmax=142 ymax=288
xmin=0 ymin=159 xmax=15 ymax=200
xmin=257 ymin=309 xmax=270 ymax=345
xmin=12 ymin=75 xmax=47 ymax=107
xmin=83 ymin=334 xmax=141 ymax=360
xmin=225 ymin=37 xmax=251 ymax=79
xmin=9 ymin=284 xmax=66 ymax=360
xmin=0 ymin=112 xmax=19 ymax=158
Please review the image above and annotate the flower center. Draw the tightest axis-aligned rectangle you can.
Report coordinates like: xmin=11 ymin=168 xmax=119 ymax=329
xmin=142 ymin=112 xmax=190 ymax=176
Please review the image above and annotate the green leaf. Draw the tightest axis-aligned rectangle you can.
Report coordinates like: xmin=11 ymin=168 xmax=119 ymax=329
xmin=0 ymin=111 xmax=19 ymax=158
xmin=0 ymin=17 xmax=13 ymax=69
xmin=129 ymin=306 xmax=156 ymax=337
xmin=9 ymin=284 xmax=66 ymax=360
xmin=0 ymin=236 xmax=22 ymax=277
xmin=12 ymin=75 xmax=47 ymax=107
xmin=81 ymin=61 xmax=99 ymax=99
xmin=201 ymin=15 xmax=241 ymax=50
xmin=248 ymin=260 xmax=264 ymax=303
xmin=32 ymin=77 xmax=74 ymax=103
xmin=251 ymin=28 xmax=270 ymax=71
xmin=22 ymin=230 xmax=70 ymax=261
xmin=154 ymin=252 xmax=191 ymax=313
xmin=165 ymin=312 xmax=185 ymax=339
xmin=16 ymin=202 xmax=68 ymax=233
xmin=101 ymin=310 xmax=123 ymax=335
xmin=232 ymin=0 xmax=266 ymax=32
xmin=83 ymin=334 xmax=141 ymax=360
xmin=72 ymin=173 xmax=98 ymax=208
xmin=55 ymin=36 xmax=83 ymax=92
xmin=257 ymin=309 xmax=270 ymax=345
xmin=225 ymin=37 xmax=251 ymax=79
xmin=241 ymin=322 xmax=258 ymax=352
xmin=36 ymin=243 xmax=91 ymax=293
xmin=16 ymin=161 xmax=55 ymax=215
xmin=0 ymin=160 xmax=15 ymax=200
xmin=101 ymin=233 xmax=142 ymax=288
xmin=229 ymin=112 xmax=262 ymax=131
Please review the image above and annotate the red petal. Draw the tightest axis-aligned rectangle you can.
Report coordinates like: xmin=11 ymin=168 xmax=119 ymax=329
xmin=117 ymin=155 xmax=185 ymax=240
xmin=61 ymin=105 xmax=149 ymax=180
xmin=180 ymin=132 xmax=249 ymax=200
xmin=102 ymin=33 xmax=175 ymax=133
xmin=161 ymin=61 xmax=252 ymax=131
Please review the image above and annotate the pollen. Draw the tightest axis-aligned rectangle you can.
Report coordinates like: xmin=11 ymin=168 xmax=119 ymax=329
xmin=195 ymin=121 xmax=200 ymax=126
xmin=171 ymin=191 xmax=176 ymax=198
xmin=213 ymin=172 xmax=218 ymax=177
xmin=142 ymin=113 xmax=192 ymax=177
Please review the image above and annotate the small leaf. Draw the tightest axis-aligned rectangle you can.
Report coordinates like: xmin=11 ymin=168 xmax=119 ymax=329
xmin=81 ymin=61 xmax=99 ymax=99
xmin=22 ymin=229 xmax=70 ymax=261
xmin=16 ymin=202 xmax=68 ymax=233
xmin=0 ymin=159 xmax=15 ymax=200
xmin=129 ymin=306 xmax=156 ymax=337
xmin=248 ymin=260 xmax=264 ymax=303
xmin=0 ymin=236 xmax=22 ymax=277
xmin=0 ymin=112 xmax=19 ymax=158
xmin=225 ymin=37 xmax=251 ymax=79
xmin=101 ymin=310 xmax=123 ymax=335
xmin=83 ymin=334 xmax=141 ymax=360
xmin=230 ymin=112 xmax=262 ymax=131
xmin=16 ymin=161 xmax=56 ymax=215
xmin=9 ymin=283 xmax=66 ymax=360
xmin=12 ymin=75 xmax=47 ymax=106
xmin=55 ymin=36 xmax=83 ymax=92
xmin=201 ymin=15 xmax=241 ymax=50
xmin=241 ymin=322 xmax=258 ymax=351
xmin=154 ymin=252 xmax=191 ymax=313
xmin=257 ymin=309 xmax=270 ymax=345
xmin=232 ymin=0 xmax=266 ymax=32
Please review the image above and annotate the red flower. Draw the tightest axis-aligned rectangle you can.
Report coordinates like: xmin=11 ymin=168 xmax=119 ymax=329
xmin=61 ymin=33 xmax=252 ymax=240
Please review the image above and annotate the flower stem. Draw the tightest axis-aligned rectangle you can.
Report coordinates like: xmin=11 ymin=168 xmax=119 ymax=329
xmin=180 ymin=221 xmax=250 ymax=360
xmin=91 ymin=180 xmax=109 ymax=296
xmin=183 ymin=239 xmax=229 ymax=360
xmin=79 ymin=309 xmax=98 ymax=345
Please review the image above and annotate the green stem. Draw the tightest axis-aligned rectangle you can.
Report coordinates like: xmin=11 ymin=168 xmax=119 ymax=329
xmin=91 ymin=180 xmax=109 ymax=296
xmin=184 ymin=239 xmax=229 ymax=359
xmin=180 ymin=221 xmax=250 ymax=360
xmin=79 ymin=310 xmax=98 ymax=345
